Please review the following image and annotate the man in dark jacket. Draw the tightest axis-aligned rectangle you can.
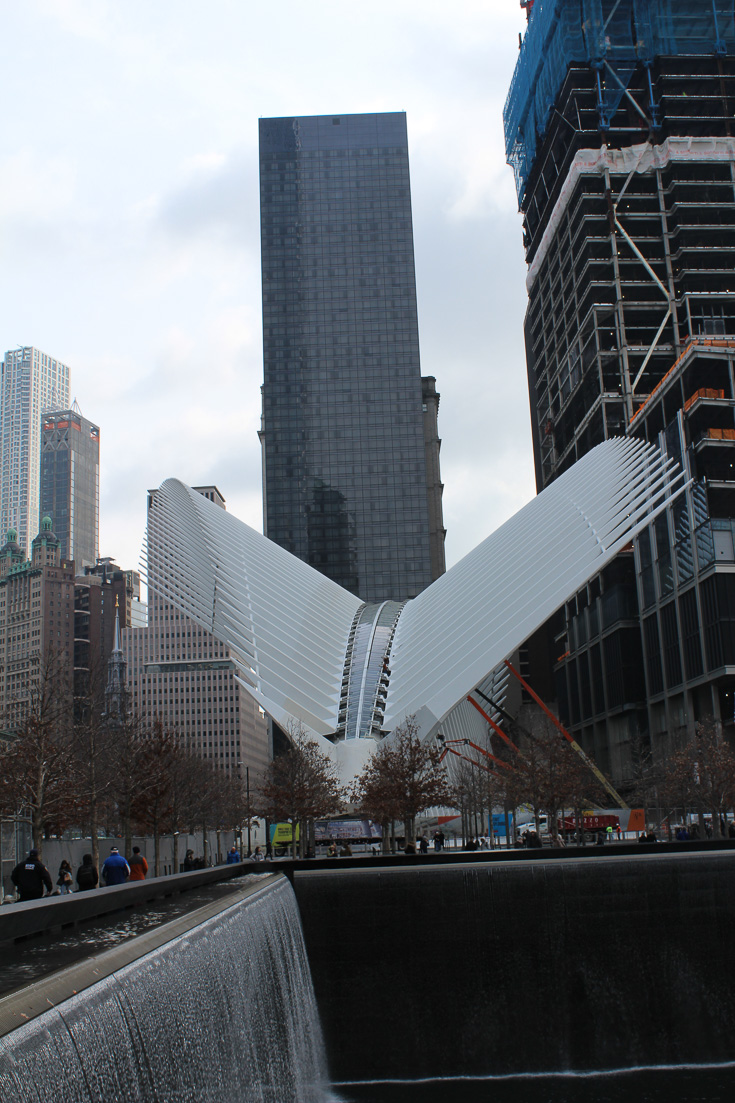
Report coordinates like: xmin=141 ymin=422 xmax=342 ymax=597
xmin=101 ymin=847 xmax=130 ymax=885
xmin=76 ymin=854 xmax=99 ymax=891
xmin=11 ymin=850 xmax=53 ymax=901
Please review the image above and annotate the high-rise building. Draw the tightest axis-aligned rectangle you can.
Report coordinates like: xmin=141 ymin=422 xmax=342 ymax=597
xmin=122 ymin=487 xmax=270 ymax=779
xmin=41 ymin=403 xmax=100 ymax=570
xmin=259 ymin=112 xmax=445 ymax=603
xmin=73 ymin=558 xmax=139 ymax=702
xmin=505 ymin=0 xmax=735 ymax=779
xmin=0 ymin=518 xmax=75 ymax=733
xmin=0 ymin=347 xmax=70 ymax=556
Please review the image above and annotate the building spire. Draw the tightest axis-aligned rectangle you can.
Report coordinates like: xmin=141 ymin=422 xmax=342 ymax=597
xmin=104 ymin=595 xmax=128 ymax=722
xmin=113 ymin=594 xmax=121 ymax=653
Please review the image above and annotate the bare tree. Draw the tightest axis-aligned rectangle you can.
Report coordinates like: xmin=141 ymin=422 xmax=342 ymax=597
xmin=0 ymin=650 xmax=75 ymax=856
xmin=130 ymin=718 xmax=179 ymax=875
xmin=163 ymin=739 xmax=201 ymax=873
xmin=352 ymin=715 xmax=451 ymax=850
xmin=257 ymin=722 xmax=343 ymax=858
xmin=209 ymin=769 xmax=244 ymax=863
xmin=660 ymin=718 xmax=735 ymax=837
xmin=71 ymin=659 xmax=115 ymax=872
xmin=451 ymin=759 xmax=490 ymax=846
xmin=619 ymin=728 xmax=661 ymax=828
xmin=506 ymin=705 xmax=606 ymax=841
xmin=106 ymin=710 xmax=148 ymax=857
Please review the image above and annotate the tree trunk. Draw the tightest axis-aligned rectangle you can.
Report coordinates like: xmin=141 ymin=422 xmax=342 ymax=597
xmin=509 ymin=803 xmax=518 ymax=848
xmin=711 ymin=804 xmax=722 ymax=839
xmin=153 ymin=814 xmax=160 ymax=877
xmin=694 ymin=800 xmax=706 ymax=839
xmin=89 ymin=753 xmax=100 ymax=874
xmin=33 ymin=765 xmax=45 ymax=855
xmin=32 ymin=804 xmax=44 ymax=857
xmin=202 ymin=821 xmax=209 ymax=865
xmin=173 ymin=832 xmax=180 ymax=874
xmin=381 ymin=820 xmax=390 ymax=855
xmin=123 ymin=792 xmax=133 ymax=860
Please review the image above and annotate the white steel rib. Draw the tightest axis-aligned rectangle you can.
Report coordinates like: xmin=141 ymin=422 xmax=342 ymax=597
xmin=145 ymin=438 xmax=684 ymax=749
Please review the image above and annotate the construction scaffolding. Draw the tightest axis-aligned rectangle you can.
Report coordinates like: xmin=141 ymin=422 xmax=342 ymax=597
xmin=512 ymin=3 xmax=735 ymax=491
xmin=505 ymin=0 xmax=735 ymax=205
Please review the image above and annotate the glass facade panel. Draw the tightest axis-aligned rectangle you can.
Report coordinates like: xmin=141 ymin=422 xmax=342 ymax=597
xmin=655 ymin=513 xmax=674 ymax=598
xmin=695 ymin=522 xmax=715 ymax=572
xmin=643 ymin=613 xmax=664 ymax=696
xmin=40 ymin=412 xmax=99 ymax=568
xmin=259 ymin=113 xmax=437 ymax=602
xmin=660 ymin=600 xmax=683 ymax=689
xmin=678 ymin=588 xmax=704 ymax=680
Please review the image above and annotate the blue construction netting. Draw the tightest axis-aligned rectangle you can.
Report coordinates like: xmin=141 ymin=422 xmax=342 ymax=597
xmin=504 ymin=0 xmax=735 ymax=205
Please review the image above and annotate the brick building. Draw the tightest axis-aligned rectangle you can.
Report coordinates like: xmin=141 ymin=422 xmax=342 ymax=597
xmin=0 ymin=517 xmax=74 ymax=734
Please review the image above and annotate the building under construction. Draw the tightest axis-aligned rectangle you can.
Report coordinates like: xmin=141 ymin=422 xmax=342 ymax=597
xmin=505 ymin=0 xmax=735 ymax=781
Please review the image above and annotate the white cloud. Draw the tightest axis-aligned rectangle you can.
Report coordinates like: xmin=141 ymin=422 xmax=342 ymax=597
xmin=0 ymin=148 xmax=77 ymax=221
xmin=2 ymin=0 xmax=531 ymax=577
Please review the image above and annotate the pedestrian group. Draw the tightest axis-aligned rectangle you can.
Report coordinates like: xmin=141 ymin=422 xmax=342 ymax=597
xmin=9 ymin=844 xmax=150 ymax=902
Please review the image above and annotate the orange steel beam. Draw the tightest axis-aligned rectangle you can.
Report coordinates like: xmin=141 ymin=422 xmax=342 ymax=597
xmin=467 ymin=695 xmax=520 ymax=753
xmin=462 ymin=738 xmax=516 ymax=771
xmin=439 ymin=742 xmax=514 ymax=774
xmin=503 ymin=660 xmax=628 ymax=809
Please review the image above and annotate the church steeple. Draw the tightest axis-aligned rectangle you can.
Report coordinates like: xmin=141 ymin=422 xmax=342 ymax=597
xmin=104 ymin=596 xmax=128 ymax=722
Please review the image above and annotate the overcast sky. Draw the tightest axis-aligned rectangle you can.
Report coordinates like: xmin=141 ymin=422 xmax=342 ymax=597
xmin=1 ymin=0 xmax=534 ymax=581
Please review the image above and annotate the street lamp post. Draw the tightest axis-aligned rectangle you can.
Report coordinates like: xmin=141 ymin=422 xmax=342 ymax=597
xmin=246 ymin=766 xmax=252 ymax=857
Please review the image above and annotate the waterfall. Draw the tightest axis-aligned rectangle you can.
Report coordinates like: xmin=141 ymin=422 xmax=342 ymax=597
xmin=0 ymin=876 xmax=330 ymax=1102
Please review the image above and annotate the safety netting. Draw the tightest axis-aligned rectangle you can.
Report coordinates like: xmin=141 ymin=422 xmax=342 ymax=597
xmin=504 ymin=0 xmax=735 ymax=204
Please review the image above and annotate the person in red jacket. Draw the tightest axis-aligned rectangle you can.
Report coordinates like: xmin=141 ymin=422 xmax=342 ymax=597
xmin=128 ymin=846 xmax=148 ymax=881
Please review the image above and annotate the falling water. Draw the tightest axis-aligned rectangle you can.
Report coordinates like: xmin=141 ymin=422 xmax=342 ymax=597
xmin=0 ymin=876 xmax=330 ymax=1102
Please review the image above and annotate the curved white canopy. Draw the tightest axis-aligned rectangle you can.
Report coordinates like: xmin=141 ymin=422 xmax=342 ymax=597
xmin=145 ymin=438 xmax=684 ymax=751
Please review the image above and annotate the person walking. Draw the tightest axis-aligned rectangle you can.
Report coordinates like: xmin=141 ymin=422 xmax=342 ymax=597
xmin=76 ymin=854 xmax=99 ymax=892
xmin=226 ymin=845 xmax=241 ymax=864
xmin=101 ymin=847 xmax=130 ymax=886
xmin=183 ymin=849 xmax=197 ymax=871
xmin=57 ymin=859 xmax=74 ymax=894
xmin=11 ymin=849 xmax=52 ymax=901
xmin=128 ymin=846 xmax=148 ymax=881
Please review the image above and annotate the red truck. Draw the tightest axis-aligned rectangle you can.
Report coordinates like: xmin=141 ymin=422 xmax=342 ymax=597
xmin=560 ymin=809 xmax=645 ymax=839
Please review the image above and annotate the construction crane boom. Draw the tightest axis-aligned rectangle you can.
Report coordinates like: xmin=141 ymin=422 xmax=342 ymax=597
xmin=503 ymin=660 xmax=628 ymax=809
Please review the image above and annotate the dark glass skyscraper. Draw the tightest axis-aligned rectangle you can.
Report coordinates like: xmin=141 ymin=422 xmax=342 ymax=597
xmin=40 ymin=405 xmax=99 ymax=569
xmin=259 ymin=112 xmax=445 ymax=603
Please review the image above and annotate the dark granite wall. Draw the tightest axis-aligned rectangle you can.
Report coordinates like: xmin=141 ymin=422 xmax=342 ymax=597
xmin=292 ymin=852 xmax=735 ymax=1081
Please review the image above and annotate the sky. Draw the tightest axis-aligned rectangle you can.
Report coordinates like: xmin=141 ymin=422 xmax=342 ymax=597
xmin=1 ymin=0 xmax=534 ymax=581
